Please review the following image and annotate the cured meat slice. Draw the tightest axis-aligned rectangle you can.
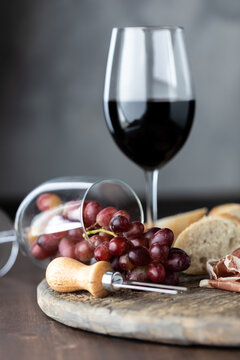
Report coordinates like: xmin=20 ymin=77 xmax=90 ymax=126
xmin=199 ymin=247 xmax=240 ymax=292
xmin=200 ymin=279 xmax=240 ymax=292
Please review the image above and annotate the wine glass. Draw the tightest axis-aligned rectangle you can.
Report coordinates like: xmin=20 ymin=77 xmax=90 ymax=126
xmin=103 ymin=26 xmax=195 ymax=225
xmin=0 ymin=177 xmax=143 ymax=276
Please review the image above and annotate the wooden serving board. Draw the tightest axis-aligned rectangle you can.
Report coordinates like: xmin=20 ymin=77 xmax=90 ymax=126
xmin=37 ymin=275 xmax=240 ymax=347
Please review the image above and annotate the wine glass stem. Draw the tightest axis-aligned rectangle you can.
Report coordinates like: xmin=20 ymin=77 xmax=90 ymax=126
xmin=144 ymin=169 xmax=159 ymax=226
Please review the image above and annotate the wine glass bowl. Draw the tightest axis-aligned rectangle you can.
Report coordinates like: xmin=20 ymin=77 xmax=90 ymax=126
xmin=15 ymin=177 xmax=144 ymax=267
xmin=103 ymin=26 xmax=195 ymax=225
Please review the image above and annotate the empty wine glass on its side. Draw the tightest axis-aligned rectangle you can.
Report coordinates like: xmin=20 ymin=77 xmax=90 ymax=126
xmin=0 ymin=177 xmax=143 ymax=277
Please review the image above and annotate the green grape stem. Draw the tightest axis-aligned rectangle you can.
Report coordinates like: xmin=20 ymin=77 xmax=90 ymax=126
xmin=86 ymin=222 xmax=98 ymax=231
xmin=83 ymin=228 xmax=117 ymax=239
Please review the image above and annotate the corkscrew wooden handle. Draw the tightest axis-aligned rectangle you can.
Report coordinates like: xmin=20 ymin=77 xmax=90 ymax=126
xmin=46 ymin=257 xmax=113 ymax=298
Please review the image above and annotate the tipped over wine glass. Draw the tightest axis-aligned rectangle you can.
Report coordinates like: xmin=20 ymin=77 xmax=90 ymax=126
xmin=103 ymin=26 xmax=195 ymax=225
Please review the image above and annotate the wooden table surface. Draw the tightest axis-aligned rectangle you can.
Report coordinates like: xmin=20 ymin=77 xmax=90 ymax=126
xmin=0 ymin=253 xmax=240 ymax=360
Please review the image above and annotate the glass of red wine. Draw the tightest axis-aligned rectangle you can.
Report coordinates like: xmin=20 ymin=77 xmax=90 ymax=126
xmin=103 ymin=26 xmax=195 ymax=225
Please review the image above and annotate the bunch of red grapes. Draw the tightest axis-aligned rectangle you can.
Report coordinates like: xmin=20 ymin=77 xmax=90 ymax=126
xmin=30 ymin=193 xmax=190 ymax=285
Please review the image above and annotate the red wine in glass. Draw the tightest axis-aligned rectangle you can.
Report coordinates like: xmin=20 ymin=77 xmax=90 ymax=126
xmin=104 ymin=99 xmax=195 ymax=169
xmin=104 ymin=27 xmax=195 ymax=225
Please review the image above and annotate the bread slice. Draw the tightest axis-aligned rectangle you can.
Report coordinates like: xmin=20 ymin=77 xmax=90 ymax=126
xmin=174 ymin=216 xmax=240 ymax=274
xmin=209 ymin=203 xmax=240 ymax=226
xmin=155 ymin=208 xmax=207 ymax=245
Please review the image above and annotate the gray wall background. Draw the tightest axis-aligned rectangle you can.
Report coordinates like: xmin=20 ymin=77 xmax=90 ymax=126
xmin=0 ymin=0 xmax=240 ymax=200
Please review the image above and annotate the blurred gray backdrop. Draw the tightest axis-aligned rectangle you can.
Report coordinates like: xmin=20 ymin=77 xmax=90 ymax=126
xmin=0 ymin=0 xmax=240 ymax=201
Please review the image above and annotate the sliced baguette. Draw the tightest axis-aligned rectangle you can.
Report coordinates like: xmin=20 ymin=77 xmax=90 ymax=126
xmin=155 ymin=207 xmax=207 ymax=245
xmin=174 ymin=216 xmax=240 ymax=274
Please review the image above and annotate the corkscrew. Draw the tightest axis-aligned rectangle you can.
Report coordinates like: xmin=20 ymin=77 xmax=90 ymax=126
xmin=46 ymin=257 xmax=187 ymax=298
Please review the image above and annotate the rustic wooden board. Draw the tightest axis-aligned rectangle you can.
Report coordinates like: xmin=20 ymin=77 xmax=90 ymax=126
xmin=37 ymin=275 xmax=240 ymax=347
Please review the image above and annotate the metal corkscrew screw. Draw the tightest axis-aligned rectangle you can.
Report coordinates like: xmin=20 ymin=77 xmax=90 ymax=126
xmin=46 ymin=257 xmax=187 ymax=298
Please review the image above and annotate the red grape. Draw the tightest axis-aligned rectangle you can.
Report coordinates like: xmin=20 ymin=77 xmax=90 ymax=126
xmin=98 ymin=232 xmax=112 ymax=241
xmin=83 ymin=201 xmax=102 ymax=227
xmin=162 ymin=270 xmax=179 ymax=286
xmin=119 ymin=253 xmax=134 ymax=270
xmin=113 ymin=210 xmax=130 ymax=221
xmin=165 ymin=248 xmax=191 ymax=272
xmin=148 ymin=263 xmax=166 ymax=283
xmin=58 ymin=237 xmax=76 ymax=258
xmin=149 ymin=228 xmax=174 ymax=248
xmin=149 ymin=243 xmax=169 ymax=263
xmin=130 ymin=236 xmax=148 ymax=248
xmin=128 ymin=246 xmax=151 ymax=266
xmin=123 ymin=222 xmax=144 ymax=239
xmin=96 ymin=207 xmax=117 ymax=227
xmin=30 ymin=241 xmax=51 ymax=260
xmin=110 ymin=257 xmax=121 ymax=272
xmin=88 ymin=235 xmax=104 ymax=247
xmin=109 ymin=236 xmax=128 ymax=256
xmin=143 ymin=227 xmax=161 ymax=241
xmin=75 ymin=240 xmax=94 ymax=263
xmin=126 ymin=266 xmax=148 ymax=282
xmin=37 ymin=234 xmax=60 ymax=252
xmin=110 ymin=215 xmax=130 ymax=233
xmin=36 ymin=193 xmax=62 ymax=212
xmin=94 ymin=242 xmax=111 ymax=261
xmin=49 ymin=230 xmax=68 ymax=240
xmin=68 ymin=227 xmax=84 ymax=241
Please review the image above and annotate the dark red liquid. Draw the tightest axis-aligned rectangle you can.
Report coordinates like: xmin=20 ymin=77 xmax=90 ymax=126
xmin=104 ymin=100 xmax=195 ymax=170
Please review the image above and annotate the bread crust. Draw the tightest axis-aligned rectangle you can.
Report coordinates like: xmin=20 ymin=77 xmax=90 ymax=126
xmin=211 ymin=213 xmax=240 ymax=227
xmin=209 ymin=203 xmax=240 ymax=216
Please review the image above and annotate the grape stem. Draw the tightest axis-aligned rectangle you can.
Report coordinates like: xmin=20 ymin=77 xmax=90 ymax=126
xmin=86 ymin=222 xmax=98 ymax=231
xmin=83 ymin=228 xmax=117 ymax=239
